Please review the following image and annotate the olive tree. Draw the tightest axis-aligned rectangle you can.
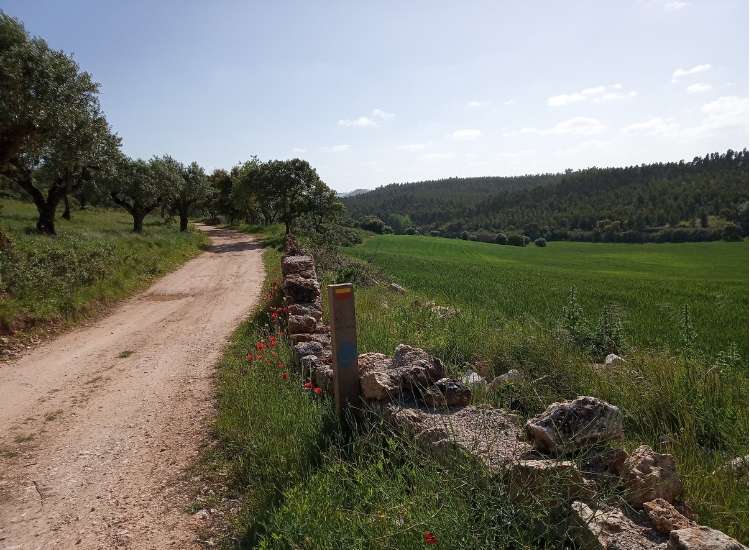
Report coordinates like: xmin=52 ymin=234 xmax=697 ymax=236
xmin=0 ymin=13 xmax=120 ymax=234
xmin=170 ymin=161 xmax=214 ymax=231
xmin=109 ymin=157 xmax=179 ymax=233
xmin=257 ymin=159 xmax=338 ymax=234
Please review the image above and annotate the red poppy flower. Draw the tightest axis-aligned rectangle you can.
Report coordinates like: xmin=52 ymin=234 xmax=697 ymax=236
xmin=280 ymin=372 xmax=289 ymax=380
xmin=246 ymin=353 xmax=254 ymax=362
xmin=269 ymin=336 xmax=277 ymax=347
xmin=303 ymin=381 xmax=313 ymax=389
xmin=313 ymin=387 xmax=322 ymax=395
xmin=255 ymin=341 xmax=266 ymax=351
xmin=276 ymin=362 xmax=284 ymax=369
xmin=271 ymin=312 xmax=278 ymax=320
xmin=423 ymin=531 xmax=438 ymax=545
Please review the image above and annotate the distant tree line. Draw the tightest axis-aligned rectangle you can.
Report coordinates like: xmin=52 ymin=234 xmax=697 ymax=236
xmin=0 ymin=13 xmax=340 ymax=235
xmin=345 ymin=151 xmax=749 ymax=243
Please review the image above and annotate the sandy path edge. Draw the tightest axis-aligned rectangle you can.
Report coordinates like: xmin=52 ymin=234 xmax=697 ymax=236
xmin=0 ymin=225 xmax=264 ymax=549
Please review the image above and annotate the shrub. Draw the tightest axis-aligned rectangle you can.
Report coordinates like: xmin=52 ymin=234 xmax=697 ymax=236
xmin=429 ymin=230 xmax=441 ymax=238
xmin=507 ymin=234 xmax=525 ymax=247
xmin=460 ymin=230 xmax=469 ymax=240
xmin=360 ymin=216 xmax=386 ymax=234
xmin=495 ymin=232 xmax=508 ymax=245
xmin=722 ymin=223 xmax=742 ymax=241
xmin=534 ymin=237 xmax=547 ymax=247
xmin=404 ymin=227 xmax=416 ymax=235
xmin=521 ymin=235 xmax=531 ymax=246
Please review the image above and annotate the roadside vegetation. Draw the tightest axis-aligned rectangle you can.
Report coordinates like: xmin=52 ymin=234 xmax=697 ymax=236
xmin=0 ymin=199 xmax=206 ymax=338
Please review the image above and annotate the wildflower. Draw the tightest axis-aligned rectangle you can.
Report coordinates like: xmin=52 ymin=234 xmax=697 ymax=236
xmin=246 ymin=353 xmax=254 ymax=362
xmin=423 ymin=531 xmax=438 ymax=545
xmin=271 ymin=311 xmax=278 ymax=321
xmin=303 ymin=381 xmax=313 ymax=389
xmin=269 ymin=336 xmax=277 ymax=347
xmin=313 ymin=387 xmax=322 ymax=395
xmin=255 ymin=341 xmax=266 ymax=351
xmin=281 ymin=372 xmax=289 ymax=380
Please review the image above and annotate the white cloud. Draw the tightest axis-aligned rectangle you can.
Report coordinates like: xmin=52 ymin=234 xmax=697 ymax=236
xmin=664 ymin=1 xmax=688 ymax=12
xmin=421 ymin=152 xmax=455 ymax=160
xmin=466 ymin=100 xmax=490 ymax=108
xmin=672 ymin=64 xmax=711 ymax=82
xmin=338 ymin=108 xmax=394 ymax=128
xmin=698 ymin=95 xmax=748 ymax=129
xmin=686 ymin=82 xmax=712 ymax=94
xmin=371 ymin=108 xmax=395 ymax=120
xmin=451 ymin=128 xmax=482 ymax=140
xmin=320 ymin=144 xmax=351 ymax=153
xmin=503 ymin=99 xmax=516 ymax=105
xmin=548 ymin=83 xmax=635 ymax=107
xmin=291 ymin=147 xmax=306 ymax=154
xmin=522 ymin=117 xmax=606 ymax=136
xmin=622 ymin=117 xmax=680 ymax=136
xmin=397 ymin=143 xmax=427 ymax=152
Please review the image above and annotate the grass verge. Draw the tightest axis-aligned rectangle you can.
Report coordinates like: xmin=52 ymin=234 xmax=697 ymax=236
xmin=0 ymin=199 xmax=207 ymax=341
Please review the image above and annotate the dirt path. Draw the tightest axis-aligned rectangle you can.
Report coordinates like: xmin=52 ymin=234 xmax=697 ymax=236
xmin=0 ymin=226 xmax=264 ymax=549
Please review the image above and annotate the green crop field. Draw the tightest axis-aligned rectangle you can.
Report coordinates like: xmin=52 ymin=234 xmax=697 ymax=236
xmin=347 ymin=235 xmax=748 ymax=359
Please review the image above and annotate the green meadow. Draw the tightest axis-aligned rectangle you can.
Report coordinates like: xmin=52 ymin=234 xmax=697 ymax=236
xmin=347 ymin=235 xmax=748 ymax=358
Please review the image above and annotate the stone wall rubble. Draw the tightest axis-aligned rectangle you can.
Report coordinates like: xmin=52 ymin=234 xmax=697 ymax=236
xmin=279 ymin=236 xmax=746 ymax=550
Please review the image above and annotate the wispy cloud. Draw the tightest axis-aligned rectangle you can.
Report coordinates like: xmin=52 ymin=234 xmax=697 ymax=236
xmin=291 ymin=147 xmax=306 ymax=154
xmin=547 ymin=83 xmax=636 ymax=107
xmin=521 ymin=117 xmax=606 ymax=136
xmin=622 ymin=97 xmax=747 ymax=140
xmin=664 ymin=1 xmax=688 ymax=12
xmin=672 ymin=64 xmax=711 ymax=82
xmin=320 ymin=144 xmax=351 ymax=153
xmin=686 ymin=82 xmax=712 ymax=94
xmin=397 ymin=143 xmax=427 ymax=152
xmin=466 ymin=100 xmax=490 ymax=108
xmin=451 ymin=129 xmax=482 ymax=140
xmin=622 ymin=117 xmax=679 ymax=136
xmin=338 ymin=108 xmax=394 ymax=128
xmin=503 ymin=99 xmax=516 ymax=105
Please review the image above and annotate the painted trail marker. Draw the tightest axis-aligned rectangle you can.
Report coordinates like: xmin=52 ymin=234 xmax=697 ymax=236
xmin=327 ymin=283 xmax=359 ymax=417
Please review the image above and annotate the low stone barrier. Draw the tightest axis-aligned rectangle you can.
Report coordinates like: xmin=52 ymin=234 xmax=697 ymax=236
xmin=278 ymin=236 xmax=746 ymax=550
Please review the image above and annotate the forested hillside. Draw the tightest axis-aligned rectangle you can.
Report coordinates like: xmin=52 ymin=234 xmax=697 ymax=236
xmin=345 ymin=150 xmax=749 ymax=242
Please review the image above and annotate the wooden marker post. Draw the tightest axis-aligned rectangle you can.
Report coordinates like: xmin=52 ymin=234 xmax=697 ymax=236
xmin=327 ymin=283 xmax=359 ymax=418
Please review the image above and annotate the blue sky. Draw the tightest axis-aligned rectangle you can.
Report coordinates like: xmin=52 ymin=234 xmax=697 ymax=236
xmin=4 ymin=0 xmax=748 ymax=192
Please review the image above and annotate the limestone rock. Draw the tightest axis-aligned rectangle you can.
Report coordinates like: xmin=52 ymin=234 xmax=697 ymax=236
xmin=605 ymin=353 xmax=626 ymax=366
xmin=300 ymin=354 xmax=322 ymax=379
xmin=392 ymin=344 xmax=445 ymax=390
xmin=281 ymin=255 xmax=316 ymax=278
xmin=360 ymin=369 xmax=400 ymax=401
xmin=293 ymin=341 xmax=324 ymax=363
xmin=622 ymin=445 xmax=683 ymax=507
xmin=643 ymin=499 xmax=694 ymax=534
xmin=571 ymin=501 xmax=668 ymax=549
xmin=461 ymin=370 xmax=486 ymax=386
xmin=287 ymin=314 xmax=317 ymax=334
xmin=357 ymin=352 xmax=392 ymax=374
xmin=282 ymin=275 xmax=320 ymax=303
xmin=668 ymin=526 xmax=746 ymax=550
xmin=525 ymin=396 xmax=624 ymax=455
xmin=490 ymin=369 xmax=523 ymax=388
xmin=389 ymin=283 xmax=406 ymax=294
xmin=288 ymin=303 xmax=322 ymax=321
xmin=583 ymin=447 xmax=628 ymax=477
xmin=422 ymin=378 xmax=471 ymax=407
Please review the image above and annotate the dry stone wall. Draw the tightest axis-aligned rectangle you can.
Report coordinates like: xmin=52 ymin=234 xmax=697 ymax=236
xmin=279 ymin=236 xmax=746 ymax=550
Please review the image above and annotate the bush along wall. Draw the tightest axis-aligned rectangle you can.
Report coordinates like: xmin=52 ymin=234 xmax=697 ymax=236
xmin=276 ymin=234 xmax=746 ymax=549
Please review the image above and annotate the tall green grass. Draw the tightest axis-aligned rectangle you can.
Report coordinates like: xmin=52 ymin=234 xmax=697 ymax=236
xmin=0 ymin=199 xmax=206 ymax=335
